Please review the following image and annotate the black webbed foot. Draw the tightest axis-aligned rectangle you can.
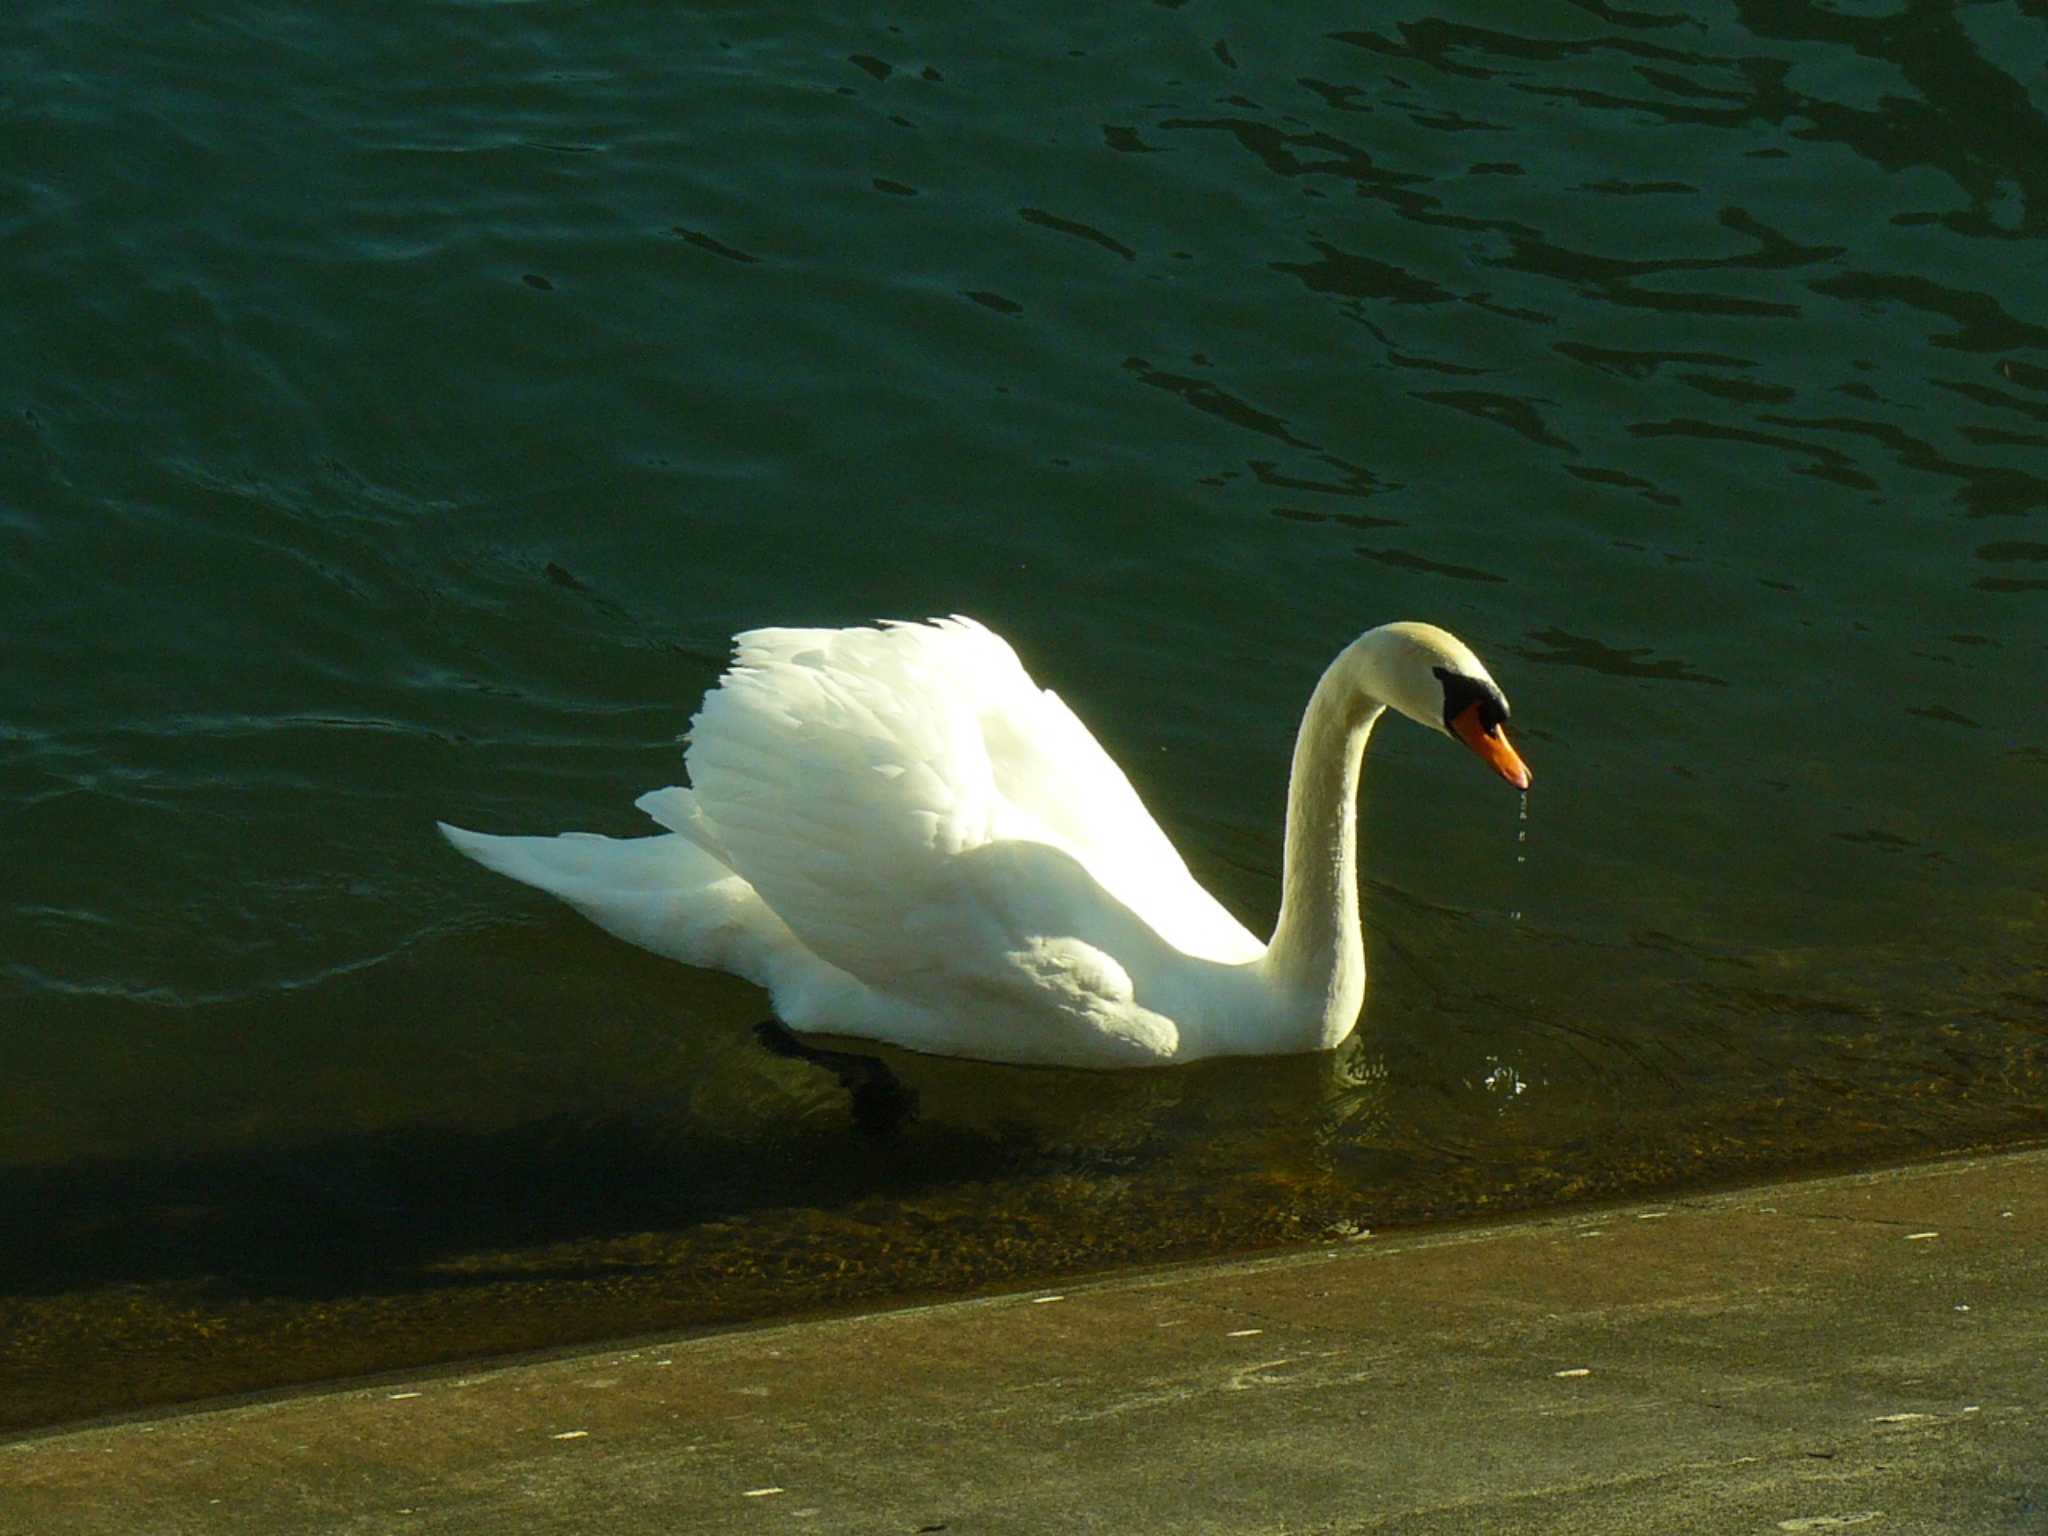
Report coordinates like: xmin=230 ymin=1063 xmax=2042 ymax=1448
xmin=754 ymin=1019 xmax=919 ymax=1139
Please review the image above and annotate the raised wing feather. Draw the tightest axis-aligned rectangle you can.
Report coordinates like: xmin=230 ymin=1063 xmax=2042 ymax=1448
xmin=682 ymin=617 xmax=1262 ymax=997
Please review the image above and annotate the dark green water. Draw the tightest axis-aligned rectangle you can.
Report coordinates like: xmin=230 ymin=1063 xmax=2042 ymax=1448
xmin=4 ymin=0 xmax=2046 ymax=1429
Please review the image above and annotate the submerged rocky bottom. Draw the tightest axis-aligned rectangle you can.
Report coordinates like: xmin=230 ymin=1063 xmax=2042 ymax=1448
xmin=8 ymin=1068 xmax=2043 ymax=1432
xmin=8 ymin=912 xmax=2044 ymax=1433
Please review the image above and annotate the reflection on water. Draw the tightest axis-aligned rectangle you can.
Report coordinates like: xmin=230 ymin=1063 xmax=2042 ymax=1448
xmin=5 ymin=0 xmax=2048 ymax=1428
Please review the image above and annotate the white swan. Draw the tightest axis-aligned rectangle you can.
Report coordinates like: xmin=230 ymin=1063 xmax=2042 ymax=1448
xmin=440 ymin=616 xmax=1529 ymax=1070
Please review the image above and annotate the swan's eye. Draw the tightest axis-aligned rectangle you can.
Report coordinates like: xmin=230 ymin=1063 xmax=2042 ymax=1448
xmin=1433 ymin=667 xmax=1508 ymax=734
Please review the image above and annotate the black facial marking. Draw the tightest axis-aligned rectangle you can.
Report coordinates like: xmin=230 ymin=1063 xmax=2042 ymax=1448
xmin=1434 ymin=665 xmax=1509 ymax=733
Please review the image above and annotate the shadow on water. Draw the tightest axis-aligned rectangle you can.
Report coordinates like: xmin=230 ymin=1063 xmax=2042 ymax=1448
xmin=0 ymin=1111 xmax=1025 ymax=1303
xmin=0 ymin=964 xmax=1376 ymax=1308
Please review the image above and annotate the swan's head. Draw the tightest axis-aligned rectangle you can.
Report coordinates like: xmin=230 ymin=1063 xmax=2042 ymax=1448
xmin=1354 ymin=622 xmax=1532 ymax=790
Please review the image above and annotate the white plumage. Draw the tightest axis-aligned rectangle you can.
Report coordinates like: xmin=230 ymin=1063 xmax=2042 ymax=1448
xmin=441 ymin=615 xmax=1528 ymax=1068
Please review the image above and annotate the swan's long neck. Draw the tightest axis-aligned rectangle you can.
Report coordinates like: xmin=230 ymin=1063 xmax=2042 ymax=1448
xmin=1261 ymin=649 xmax=1382 ymax=1045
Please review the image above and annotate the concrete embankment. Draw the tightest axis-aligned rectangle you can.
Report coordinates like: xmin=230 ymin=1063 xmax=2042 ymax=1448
xmin=9 ymin=1146 xmax=2044 ymax=1534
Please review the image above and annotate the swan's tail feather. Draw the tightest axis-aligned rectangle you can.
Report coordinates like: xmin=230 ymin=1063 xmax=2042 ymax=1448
xmin=437 ymin=820 xmax=784 ymax=981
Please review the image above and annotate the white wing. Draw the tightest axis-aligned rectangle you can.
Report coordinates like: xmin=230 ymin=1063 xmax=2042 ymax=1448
xmin=682 ymin=617 xmax=1263 ymax=1004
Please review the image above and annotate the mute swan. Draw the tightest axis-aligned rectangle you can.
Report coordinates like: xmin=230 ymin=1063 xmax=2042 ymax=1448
xmin=440 ymin=616 xmax=1528 ymax=1070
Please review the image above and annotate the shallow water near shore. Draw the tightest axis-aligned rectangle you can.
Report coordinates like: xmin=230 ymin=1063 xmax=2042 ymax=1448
xmin=4 ymin=0 xmax=2046 ymax=1428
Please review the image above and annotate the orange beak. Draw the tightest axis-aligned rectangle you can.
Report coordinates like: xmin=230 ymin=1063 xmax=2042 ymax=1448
xmin=1450 ymin=700 xmax=1532 ymax=790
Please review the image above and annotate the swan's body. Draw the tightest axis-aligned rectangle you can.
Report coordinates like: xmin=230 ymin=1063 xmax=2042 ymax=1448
xmin=440 ymin=616 xmax=1528 ymax=1069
